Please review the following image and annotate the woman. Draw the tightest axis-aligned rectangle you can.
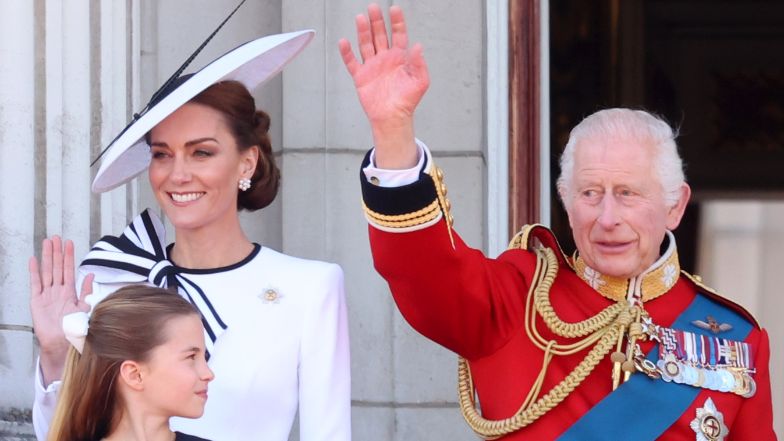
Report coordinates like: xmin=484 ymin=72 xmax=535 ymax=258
xmin=48 ymin=286 xmax=213 ymax=441
xmin=30 ymin=31 xmax=350 ymax=441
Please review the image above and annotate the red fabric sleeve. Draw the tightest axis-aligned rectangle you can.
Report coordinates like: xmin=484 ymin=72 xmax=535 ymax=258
xmin=730 ymin=328 xmax=777 ymax=440
xmin=369 ymin=219 xmax=536 ymax=360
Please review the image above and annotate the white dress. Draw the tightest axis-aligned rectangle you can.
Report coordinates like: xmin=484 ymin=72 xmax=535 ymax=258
xmin=33 ymin=210 xmax=351 ymax=441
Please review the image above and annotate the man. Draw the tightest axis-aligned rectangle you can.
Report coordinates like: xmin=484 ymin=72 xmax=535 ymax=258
xmin=339 ymin=4 xmax=776 ymax=440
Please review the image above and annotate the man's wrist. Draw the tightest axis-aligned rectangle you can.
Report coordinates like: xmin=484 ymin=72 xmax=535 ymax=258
xmin=370 ymin=118 xmax=418 ymax=169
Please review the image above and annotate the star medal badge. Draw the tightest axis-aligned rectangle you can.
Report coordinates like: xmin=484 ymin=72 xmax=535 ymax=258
xmin=691 ymin=398 xmax=729 ymax=441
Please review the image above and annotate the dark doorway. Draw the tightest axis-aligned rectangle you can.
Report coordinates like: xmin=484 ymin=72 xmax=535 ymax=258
xmin=548 ymin=0 xmax=784 ymax=273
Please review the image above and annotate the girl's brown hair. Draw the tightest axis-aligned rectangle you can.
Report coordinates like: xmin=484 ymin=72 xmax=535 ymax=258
xmin=47 ymin=286 xmax=199 ymax=441
xmin=190 ymin=80 xmax=280 ymax=211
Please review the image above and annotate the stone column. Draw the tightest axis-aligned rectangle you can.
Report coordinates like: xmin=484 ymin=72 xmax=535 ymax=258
xmin=283 ymin=1 xmax=485 ymax=439
xmin=44 ymin=0 xmax=93 ymax=261
xmin=0 ymin=0 xmax=36 ymax=413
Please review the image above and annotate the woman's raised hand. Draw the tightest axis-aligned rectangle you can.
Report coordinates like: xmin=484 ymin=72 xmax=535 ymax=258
xmin=29 ymin=236 xmax=93 ymax=384
xmin=339 ymin=4 xmax=429 ymax=169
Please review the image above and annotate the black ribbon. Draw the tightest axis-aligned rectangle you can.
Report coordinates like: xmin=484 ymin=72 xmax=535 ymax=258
xmin=80 ymin=209 xmax=228 ymax=356
xmin=91 ymin=0 xmax=248 ymax=167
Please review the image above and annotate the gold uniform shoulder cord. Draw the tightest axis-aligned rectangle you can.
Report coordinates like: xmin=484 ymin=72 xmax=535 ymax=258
xmin=457 ymin=245 xmax=650 ymax=439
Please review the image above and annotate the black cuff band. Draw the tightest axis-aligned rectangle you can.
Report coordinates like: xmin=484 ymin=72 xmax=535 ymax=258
xmin=359 ymin=149 xmax=438 ymax=216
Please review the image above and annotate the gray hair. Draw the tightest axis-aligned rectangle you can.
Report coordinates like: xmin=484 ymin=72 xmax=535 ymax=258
xmin=556 ymin=108 xmax=685 ymax=209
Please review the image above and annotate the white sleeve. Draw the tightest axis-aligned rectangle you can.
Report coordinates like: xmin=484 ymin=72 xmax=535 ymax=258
xmin=297 ymin=264 xmax=351 ymax=441
xmin=32 ymin=360 xmax=60 ymax=440
xmin=362 ymin=139 xmax=430 ymax=187
xmin=31 ymin=274 xmax=125 ymax=441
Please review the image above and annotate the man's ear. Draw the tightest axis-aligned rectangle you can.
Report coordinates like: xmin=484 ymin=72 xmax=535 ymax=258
xmin=666 ymin=183 xmax=691 ymax=230
xmin=118 ymin=360 xmax=145 ymax=391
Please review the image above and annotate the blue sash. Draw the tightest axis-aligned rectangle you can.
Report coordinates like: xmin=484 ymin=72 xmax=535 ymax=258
xmin=557 ymin=294 xmax=753 ymax=441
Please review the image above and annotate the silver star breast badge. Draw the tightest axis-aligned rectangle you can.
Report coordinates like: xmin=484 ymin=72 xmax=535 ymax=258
xmin=691 ymin=397 xmax=729 ymax=441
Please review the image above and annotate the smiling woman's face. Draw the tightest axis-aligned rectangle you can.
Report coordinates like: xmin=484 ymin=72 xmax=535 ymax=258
xmin=564 ymin=136 xmax=687 ymax=279
xmin=147 ymin=102 xmax=256 ymax=232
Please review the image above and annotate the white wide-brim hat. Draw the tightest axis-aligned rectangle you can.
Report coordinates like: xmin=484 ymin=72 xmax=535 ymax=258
xmin=91 ymin=29 xmax=314 ymax=193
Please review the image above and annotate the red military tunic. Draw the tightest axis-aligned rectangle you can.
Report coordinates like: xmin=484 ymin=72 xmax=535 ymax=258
xmin=360 ymin=150 xmax=776 ymax=440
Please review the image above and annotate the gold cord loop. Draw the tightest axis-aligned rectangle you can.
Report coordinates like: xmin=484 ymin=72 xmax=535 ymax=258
xmin=457 ymin=246 xmax=647 ymax=439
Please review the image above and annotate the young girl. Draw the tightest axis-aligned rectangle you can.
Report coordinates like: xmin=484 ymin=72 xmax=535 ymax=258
xmin=47 ymin=285 xmax=214 ymax=441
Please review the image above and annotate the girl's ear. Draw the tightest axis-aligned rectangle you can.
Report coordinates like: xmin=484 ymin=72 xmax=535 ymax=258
xmin=118 ymin=360 xmax=145 ymax=391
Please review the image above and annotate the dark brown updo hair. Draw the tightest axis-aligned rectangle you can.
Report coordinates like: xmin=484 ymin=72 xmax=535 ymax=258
xmin=189 ymin=80 xmax=280 ymax=211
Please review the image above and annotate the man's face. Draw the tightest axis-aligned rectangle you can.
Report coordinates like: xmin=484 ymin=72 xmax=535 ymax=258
xmin=564 ymin=137 xmax=687 ymax=279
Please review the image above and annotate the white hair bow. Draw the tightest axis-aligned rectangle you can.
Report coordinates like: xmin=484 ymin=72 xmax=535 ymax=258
xmin=62 ymin=312 xmax=90 ymax=354
xmin=62 ymin=294 xmax=100 ymax=354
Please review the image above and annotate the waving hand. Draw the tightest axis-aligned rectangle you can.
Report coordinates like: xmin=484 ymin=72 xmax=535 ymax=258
xmin=29 ymin=236 xmax=93 ymax=384
xmin=339 ymin=4 xmax=429 ymax=168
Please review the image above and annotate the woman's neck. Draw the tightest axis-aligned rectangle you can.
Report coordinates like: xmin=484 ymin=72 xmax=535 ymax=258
xmin=170 ymin=213 xmax=254 ymax=269
xmin=102 ymin=411 xmax=174 ymax=441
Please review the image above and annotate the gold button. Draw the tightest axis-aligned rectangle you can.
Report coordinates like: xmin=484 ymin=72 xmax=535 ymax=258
xmin=694 ymin=275 xmax=703 ymax=282
xmin=264 ymin=289 xmax=278 ymax=302
xmin=370 ymin=176 xmax=380 ymax=185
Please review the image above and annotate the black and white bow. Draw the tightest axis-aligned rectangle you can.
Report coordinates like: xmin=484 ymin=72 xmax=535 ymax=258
xmin=80 ymin=209 xmax=227 ymax=356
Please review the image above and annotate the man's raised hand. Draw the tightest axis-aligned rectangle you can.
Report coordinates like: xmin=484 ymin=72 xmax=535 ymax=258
xmin=339 ymin=4 xmax=429 ymax=169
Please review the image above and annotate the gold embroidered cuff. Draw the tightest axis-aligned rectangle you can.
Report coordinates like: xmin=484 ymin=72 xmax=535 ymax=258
xmin=359 ymin=148 xmax=456 ymax=246
xmin=362 ymin=199 xmax=441 ymax=229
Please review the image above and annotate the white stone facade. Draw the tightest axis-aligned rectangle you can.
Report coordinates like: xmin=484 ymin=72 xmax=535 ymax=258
xmin=1 ymin=1 xmax=780 ymax=440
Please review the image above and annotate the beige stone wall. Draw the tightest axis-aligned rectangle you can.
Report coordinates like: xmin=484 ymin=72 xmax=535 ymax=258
xmin=698 ymin=200 xmax=784 ymax=436
xmin=279 ymin=2 xmax=485 ymax=438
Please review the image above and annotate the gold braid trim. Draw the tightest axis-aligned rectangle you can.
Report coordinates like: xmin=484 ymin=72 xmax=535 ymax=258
xmin=573 ymin=251 xmax=680 ymax=303
xmin=535 ymin=292 xmax=625 ymax=339
xmin=362 ymin=200 xmax=441 ymax=228
xmin=458 ymin=327 xmax=620 ymax=439
xmin=680 ymin=271 xmax=720 ymax=297
xmin=457 ymin=246 xmax=638 ymax=439
xmin=362 ymin=162 xmax=455 ymax=248
xmin=429 ymin=165 xmax=455 ymax=248
xmin=364 ymin=212 xmax=440 ymax=229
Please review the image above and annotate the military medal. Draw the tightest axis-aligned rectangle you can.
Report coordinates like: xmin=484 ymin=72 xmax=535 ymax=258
xmin=703 ymin=370 xmax=719 ymax=391
xmin=657 ymin=353 xmax=680 ymax=382
xmin=664 ymin=360 xmax=680 ymax=377
xmin=682 ymin=365 xmax=699 ymax=385
xmin=742 ymin=375 xmax=757 ymax=398
xmin=691 ymin=398 xmax=729 ymax=441
xmin=694 ymin=369 xmax=706 ymax=388
xmin=648 ymin=322 xmax=756 ymax=397
xmin=717 ymin=370 xmax=734 ymax=393
xmin=730 ymin=370 xmax=746 ymax=395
